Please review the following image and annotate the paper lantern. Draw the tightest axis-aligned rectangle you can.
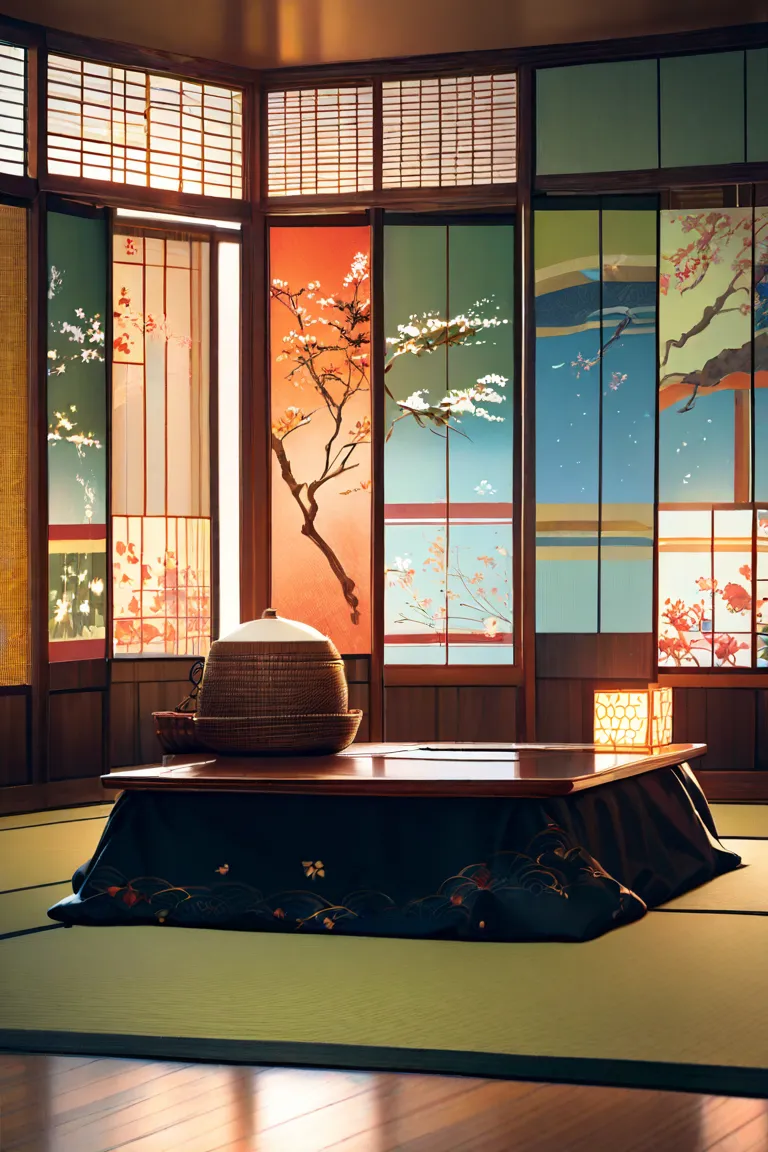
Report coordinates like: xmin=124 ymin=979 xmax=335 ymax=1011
xmin=593 ymin=685 xmax=673 ymax=751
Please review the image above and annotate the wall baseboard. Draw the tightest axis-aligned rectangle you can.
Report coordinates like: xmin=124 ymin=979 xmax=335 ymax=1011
xmin=695 ymin=771 xmax=768 ymax=803
xmin=0 ymin=777 xmax=108 ymax=817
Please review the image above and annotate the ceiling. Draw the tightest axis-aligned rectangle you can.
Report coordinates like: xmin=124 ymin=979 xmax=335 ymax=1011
xmin=0 ymin=0 xmax=766 ymax=70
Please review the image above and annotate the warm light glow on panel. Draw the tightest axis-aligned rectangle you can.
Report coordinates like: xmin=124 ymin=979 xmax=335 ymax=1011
xmin=111 ymin=229 xmax=212 ymax=657
xmin=269 ymin=226 xmax=371 ymax=653
xmin=218 ymin=242 xmax=241 ymax=638
xmin=593 ymin=685 xmax=673 ymax=750
xmin=47 ymin=55 xmax=243 ymax=198
xmin=382 ymin=74 xmax=516 ymax=188
xmin=0 ymin=205 xmax=29 ymax=685
xmin=267 ymin=86 xmax=373 ymax=196
xmin=0 ymin=44 xmax=26 ymax=177
xmin=115 ymin=208 xmax=241 ymax=231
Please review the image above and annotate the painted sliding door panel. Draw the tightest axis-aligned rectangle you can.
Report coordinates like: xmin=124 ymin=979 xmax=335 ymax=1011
xmin=536 ymin=60 xmax=658 ymax=175
xmin=747 ymin=49 xmax=768 ymax=162
xmin=111 ymin=229 xmax=212 ymax=657
xmin=47 ymin=211 xmax=108 ymax=663
xmin=535 ymin=207 xmax=656 ymax=633
xmin=659 ymin=209 xmax=752 ymax=505
xmin=535 ymin=210 xmax=600 ymax=632
xmin=269 ymin=225 xmax=372 ymax=654
xmin=660 ymin=52 xmax=745 ymax=169
xmin=0 ymin=205 xmax=29 ymax=686
xmin=599 ymin=211 xmax=656 ymax=632
xmin=383 ymin=221 xmax=515 ymax=665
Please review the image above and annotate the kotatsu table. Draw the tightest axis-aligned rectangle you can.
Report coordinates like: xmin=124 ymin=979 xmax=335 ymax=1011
xmin=48 ymin=743 xmax=740 ymax=943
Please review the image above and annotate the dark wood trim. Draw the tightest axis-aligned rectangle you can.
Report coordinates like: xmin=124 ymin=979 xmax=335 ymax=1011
xmin=44 ymin=29 xmax=254 ymax=86
xmin=240 ymin=210 xmax=269 ymax=621
xmin=660 ymin=673 xmax=768 ymax=688
xmin=517 ymin=65 xmax=536 ymax=741
xmin=369 ymin=208 xmax=385 ymax=742
xmin=537 ymin=163 xmax=768 ymax=196
xmin=0 ymin=15 xmax=44 ymax=49
xmin=696 ymin=771 xmax=768 ymax=803
xmin=0 ymin=776 xmax=111 ymax=816
xmin=38 ymin=175 xmax=249 ymax=221
xmin=259 ymin=22 xmax=768 ymax=88
xmin=0 ymin=175 xmax=36 ymax=202
xmin=384 ymin=666 xmax=523 ymax=687
xmin=262 ymin=186 xmax=517 ymax=215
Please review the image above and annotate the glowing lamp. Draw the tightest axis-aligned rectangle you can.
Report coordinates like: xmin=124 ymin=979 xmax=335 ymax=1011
xmin=593 ymin=685 xmax=673 ymax=751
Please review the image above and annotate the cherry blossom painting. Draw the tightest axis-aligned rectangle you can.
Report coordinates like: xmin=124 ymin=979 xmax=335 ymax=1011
xmin=47 ymin=211 xmax=107 ymax=661
xmin=383 ymin=222 xmax=514 ymax=665
xmin=269 ymin=226 xmax=371 ymax=654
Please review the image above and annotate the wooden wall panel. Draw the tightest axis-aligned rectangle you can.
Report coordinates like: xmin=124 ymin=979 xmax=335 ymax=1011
xmin=48 ymin=690 xmax=104 ymax=780
xmin=0 ymin=693 xmax=29 ymax=785
xmin=672 ymin=688 xmax=756 ymax=771
xmin=536 ymin=634 xmax=654 ymax=680
xmin=136 ymin=680 xmax=191 ymax=765
xmin=385 ymin=686 xmax=518 ymax=743
xmin=109 ymin=681 xmax=138 ymax=767
xmin=536 ymin=679 xmax=589 ymax=743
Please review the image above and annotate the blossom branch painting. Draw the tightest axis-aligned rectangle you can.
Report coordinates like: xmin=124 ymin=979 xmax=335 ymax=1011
xmin=270 ymin=252 xmax=371 ymax=626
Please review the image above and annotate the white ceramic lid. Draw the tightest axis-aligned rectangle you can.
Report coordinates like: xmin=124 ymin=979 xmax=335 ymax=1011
xmin=218 ymin=609 xmax=329 ymax=644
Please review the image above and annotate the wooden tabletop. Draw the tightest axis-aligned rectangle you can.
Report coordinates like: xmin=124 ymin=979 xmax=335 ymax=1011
xmin=103 ymin=742 xmax=706 ymax=798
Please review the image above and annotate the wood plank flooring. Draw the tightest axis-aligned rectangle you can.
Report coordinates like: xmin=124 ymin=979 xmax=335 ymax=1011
xmin=2 ymin=1053 xmax=768 ymax=1151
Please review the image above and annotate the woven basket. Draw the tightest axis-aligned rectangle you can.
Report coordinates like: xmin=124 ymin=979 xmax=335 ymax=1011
xmin=196 ymin=642 xmax=348 ymax=718
xmin=194 ymin=710 xmax=362 ymax=756
xmin=152 ymin=658 xmax=205 ymax=754
xmin=153 ymin=711 xmax=201 ymax=754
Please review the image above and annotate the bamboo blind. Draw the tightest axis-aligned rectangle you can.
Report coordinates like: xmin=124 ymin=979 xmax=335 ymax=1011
xmin=382 ymin=73 xmax=517 ymax=188
xmin=0 ymin=205 xmax=29 ymax=685
xmin=0 ymin=43 xmax=25 ymax=177
xmin=47 ymin=55 xmax=243 ymax=198
xmin=266 ymin=86 xmax=374 ymax=196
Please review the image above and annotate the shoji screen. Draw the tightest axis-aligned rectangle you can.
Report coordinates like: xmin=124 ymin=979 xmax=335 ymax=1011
xmin=111 ymin=227 xmax=212 ymax=656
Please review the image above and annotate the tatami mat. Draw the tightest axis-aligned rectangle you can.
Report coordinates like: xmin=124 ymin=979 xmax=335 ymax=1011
xmin=0 ymin=817 xmax=107 ymax=892
xmin=709 ymin=804 xmax=768 ymax=839
xmin=0 ymin=882 xmax=70 ymax=937
xmin=2 ymin=914 xmax=768 ymax=1091
xmin=657 ymin=839 xmax=768 ymax=914
xmin=0 ymin=803 xmax=113 ymax=832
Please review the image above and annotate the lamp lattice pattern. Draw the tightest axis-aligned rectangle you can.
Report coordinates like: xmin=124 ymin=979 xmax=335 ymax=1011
xmin=594 ymin=686 xmax=673 ymax=750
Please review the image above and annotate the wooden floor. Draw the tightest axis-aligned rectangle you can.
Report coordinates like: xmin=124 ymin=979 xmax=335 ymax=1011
xmin=2 ymin=1054 xmax=768 ymax=1151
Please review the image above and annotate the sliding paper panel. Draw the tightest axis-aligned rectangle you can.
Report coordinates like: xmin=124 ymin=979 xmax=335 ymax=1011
xmin=446 ymin=223 xmax=514 ymax=663
xmin=0 ymin=44 xmax=26 ymax=177
xmin=599 ymin=210 xmax=656 ymax=632
xmin=0 ymin=205 xmax=29 ymax=685
xmin=535 ymin=210 xmax=600 ymax=632
xmin=753 ymin=208 xmax=768 ymax=502
xmin=711 ymin=509 xmax=753 ymax=667
xmin=112 ymin=516 xmax=210 ymax=654
xmin=659 ymin=209 xmax=752 ymax=504
xmin=217 ymin=242 xmax=241 ymax=638
xmin=757 ymin=510 xmax=768 ymax=667
xmin=384 ymin=225 xmax=447 ymax=664
xmin=47 ymin=211 xmax=107 ymax=661
xmin=383 ymin=223 xmax=514 ymax=665
xmin=112 ymin=228 xmax=211 ymax=657
xmin=269 ymin=226 xmax=371 ymax=654
xmin=660 ymin=53 xmax=745 ymax=169
xmin=536 ymin=61 xmax=657 ymax=176
xmin=747 ymin=49 xmax=768 ymax=162
xmin=658 ymin=509 xmax=754 ymax=668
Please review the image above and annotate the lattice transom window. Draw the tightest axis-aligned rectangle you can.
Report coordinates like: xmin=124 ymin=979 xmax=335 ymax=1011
xmin=382 ymin=73 xmax=517 ymax=188
xmin=267 ymin=86 xmax=373 ymax=196
xmin=47 ymin=55 xmax=243 ymax=198
xmin=0 ymin=43 xmax=26 ymax=177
